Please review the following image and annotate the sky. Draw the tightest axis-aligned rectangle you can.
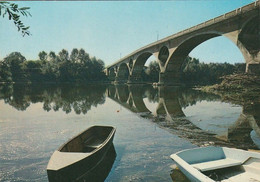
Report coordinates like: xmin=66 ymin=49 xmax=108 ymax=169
xmin=0 ymin=0 xmax=256 ymax=66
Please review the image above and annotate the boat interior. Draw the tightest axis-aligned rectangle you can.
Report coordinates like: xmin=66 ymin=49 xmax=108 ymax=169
xmin=177 ymin=147 xmax=260 ymax=181
xmin=203 ymin=158 xmax=260 ymax=181
xmin=59 ymin=126 xmax=114 ymax=153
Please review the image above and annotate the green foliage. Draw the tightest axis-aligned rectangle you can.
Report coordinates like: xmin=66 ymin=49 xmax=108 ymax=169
xmin=142 ymin=60 xmax=160 ymax=82
xmin=181 ymin=56 xmax=246 ymax=85
xmin=38 ymin=51 xmax=47 ymax=61
xmin=0 ymin=2 xmax=31 ymax=36
xmin=1 ymin=49 xmax=108 ymax=83
xmin=0 ymin=61 xmax=12 ymax=82
xmin=3 ymin=52 xmax=27 ymax=82
xmin=23 ymin=60 xmax=44 ymax=82
xmin=48 ymin=51 xmax=56 ymax=61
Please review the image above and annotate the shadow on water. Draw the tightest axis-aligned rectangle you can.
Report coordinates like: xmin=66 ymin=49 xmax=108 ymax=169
xmin=170 ymin=167 xmax=189 ymax=182
xmin=47 ymin=144 xmax=116 ymax=182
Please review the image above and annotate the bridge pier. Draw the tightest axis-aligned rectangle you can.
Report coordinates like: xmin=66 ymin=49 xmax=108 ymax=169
xmin=158 ymin=72 xmax=183 ymax=86
xmin=127 ymin=75 xmax=144 ymax=84
xmin=114 ymin=65 xmax=129 ymax=84
xmin=246 ymin=63 xmax=260 ymax=75
xmin=114 ymin=77 xmax=128 ymax=84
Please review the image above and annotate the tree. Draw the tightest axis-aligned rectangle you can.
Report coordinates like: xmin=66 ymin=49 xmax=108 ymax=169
xmin=38 ymin=51 xmax=47 ymax=61
xmin=78 ymin=48 xmax=90 ymax=64
xmin=70 ymin=48 xmax=79 ymax=63
xmin=3 ymin=52 xmax=26 ymax=82
xmin=48 ymin=51 xmax=56 ymax=62
xmin=58 ymin=49 xmax=69 ymax=62
xmin=0 ymin=2 xmax=31 ymax=36
xmin=146 ymin=60 xmax=160 ymax=82
xmin=23 ymin=60 xmax=43 ymax=82
xmin=0 ymin=61 xmax=12 ymax=82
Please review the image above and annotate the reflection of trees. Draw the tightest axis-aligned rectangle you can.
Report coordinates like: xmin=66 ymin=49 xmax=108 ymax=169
xmin=1 ymin=84 xmax=31 ymax=111
xmin=0 ymin=84 xmax=13 ymax=100
xmin=0 ymin=84 xmax=107 ymax=114
xmin=178 ymin=89 xmax=221 ymax=109
xmin=145 ymin=86 xmax=159 ymax=103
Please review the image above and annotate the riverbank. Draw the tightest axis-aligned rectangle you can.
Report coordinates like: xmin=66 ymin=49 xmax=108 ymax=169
xmin=198 ymin=73 xmax=260 ymax=105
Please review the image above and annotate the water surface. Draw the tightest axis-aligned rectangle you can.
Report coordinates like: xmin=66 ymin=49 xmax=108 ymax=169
xmin=0 ymin=84 xmax=259 ymax=181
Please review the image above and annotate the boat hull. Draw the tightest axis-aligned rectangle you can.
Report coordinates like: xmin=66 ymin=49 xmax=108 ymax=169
xmin=47 ymin=126 xmax=116 ymax=182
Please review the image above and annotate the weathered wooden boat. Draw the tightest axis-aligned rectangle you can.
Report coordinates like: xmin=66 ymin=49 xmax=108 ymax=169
xmin=47 ymin=125 xmax=116 ymax=182
xmin=170 ymin=146 xmax=260 ymax=182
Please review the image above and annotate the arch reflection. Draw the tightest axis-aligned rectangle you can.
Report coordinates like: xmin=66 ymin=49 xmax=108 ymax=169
xmin=107 ymin=84 xmax=260 ymax=149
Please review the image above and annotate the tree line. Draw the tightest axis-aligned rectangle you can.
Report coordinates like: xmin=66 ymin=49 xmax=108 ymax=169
xmin=144 ymin=56 xmax=246 ymax=85
xmin=0 ymin=49 xmax=107 ymax=83
xmin=1 ymin=50 xmax=246 ymax=85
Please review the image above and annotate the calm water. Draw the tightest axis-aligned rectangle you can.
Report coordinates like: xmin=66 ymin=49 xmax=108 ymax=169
xmin=0 ymin=84 xmax=259 ymax=182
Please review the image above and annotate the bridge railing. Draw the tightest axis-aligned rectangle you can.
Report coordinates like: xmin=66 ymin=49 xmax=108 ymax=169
xmin=179 ymin=0 xmax=259 ymax=36
xmin=155 ymin=1 xmax=259 ymax=45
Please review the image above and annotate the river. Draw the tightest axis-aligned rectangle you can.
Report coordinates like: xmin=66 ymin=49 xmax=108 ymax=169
xmin=0 ymin=83 xmax=259 ymax=181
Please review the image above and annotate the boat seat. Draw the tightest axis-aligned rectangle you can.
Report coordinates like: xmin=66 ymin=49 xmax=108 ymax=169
xmin=192 ymin=158 xmax=242 ymax=172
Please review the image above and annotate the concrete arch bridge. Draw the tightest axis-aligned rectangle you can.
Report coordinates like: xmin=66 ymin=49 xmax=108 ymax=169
xmin=105 ymin=1 xmax=260 ymax=86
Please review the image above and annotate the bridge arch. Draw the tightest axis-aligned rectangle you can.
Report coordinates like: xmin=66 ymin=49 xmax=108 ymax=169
xmin=108 ymin=67 xmax=116 ymax=81
xmin=162 ymin=30 xmax=255 ymax=85
xmin=115 ymin=63 xmax=130 ymax=83
xmin=165 ymin=32 xmax=221 ymax=73
xmin=129 ymin=52 xmax=154 ymax=83
xmin=115 ymin=84 xmax=130 ymax=103
xmin=132 ymin=52 xmax=153 ymax=74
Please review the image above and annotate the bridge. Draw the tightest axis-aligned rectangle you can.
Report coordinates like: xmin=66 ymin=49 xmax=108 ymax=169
xmin=105 ymin=1 xmax=260 ymax=86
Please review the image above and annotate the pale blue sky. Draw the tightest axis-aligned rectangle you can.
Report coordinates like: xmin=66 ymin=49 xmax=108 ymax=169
xmin=0 ymin=0 xmax=255 ymax=66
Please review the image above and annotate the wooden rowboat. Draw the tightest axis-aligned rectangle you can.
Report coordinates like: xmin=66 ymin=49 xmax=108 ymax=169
xmin=170 ymin=146 xmax=260 ymax=182
xmin=47 ymin=125 xmax=116 ymax=181
xmin=75 ymin=144 xmax=116 ymax=181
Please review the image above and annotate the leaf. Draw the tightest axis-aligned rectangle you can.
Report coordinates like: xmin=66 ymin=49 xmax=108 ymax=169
xmin=23 ymin=26 xmax=30 ymax=30
xmin=1 ymin=2 xmax=31 ymax=37
xmin=19 ymin=7 xmax=30 ymax=10
xmin=8 ymin=12 xmax=11 ymax=20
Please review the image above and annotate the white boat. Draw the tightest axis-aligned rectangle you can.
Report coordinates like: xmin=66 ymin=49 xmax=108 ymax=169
xmin=170 ymin=146 xmax=260 ymax=182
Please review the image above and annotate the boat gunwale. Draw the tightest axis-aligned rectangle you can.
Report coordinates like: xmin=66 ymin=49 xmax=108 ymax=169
xmin=57 ymin=125 xmax=116 ymax=153
xmin=170 ymin=153 xmax=215 ymax=182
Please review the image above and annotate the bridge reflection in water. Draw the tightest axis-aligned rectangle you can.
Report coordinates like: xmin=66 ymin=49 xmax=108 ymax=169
xmin=107 ymin=84 xmax=260 ymax=149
